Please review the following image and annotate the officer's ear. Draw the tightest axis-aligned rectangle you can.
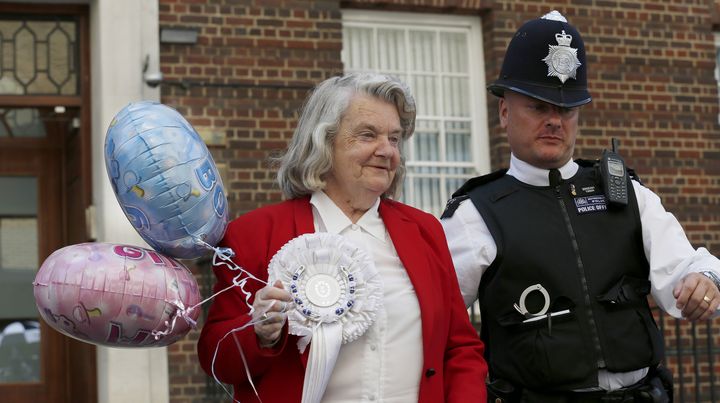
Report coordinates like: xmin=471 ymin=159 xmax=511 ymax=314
xmin=499 ymin=96 xmax=509 ymax=129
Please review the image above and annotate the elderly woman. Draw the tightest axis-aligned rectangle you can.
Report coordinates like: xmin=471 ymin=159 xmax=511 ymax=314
xmin=197 ymin=73 xmax=487 ymax=402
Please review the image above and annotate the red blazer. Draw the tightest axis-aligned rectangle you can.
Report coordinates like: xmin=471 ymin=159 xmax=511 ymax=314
xmin=197 ymin=197 xmax=487 ymax=402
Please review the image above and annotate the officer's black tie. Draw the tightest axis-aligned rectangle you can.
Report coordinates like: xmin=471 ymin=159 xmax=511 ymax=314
xmin=548 ymin=168 xmax=562 ymax=187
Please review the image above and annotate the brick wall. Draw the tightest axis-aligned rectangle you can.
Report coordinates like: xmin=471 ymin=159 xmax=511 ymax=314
xmin=159 ymin=0 xmax=344 ymax=216
xmin=159 ymin=1 xmax=720 ymax=402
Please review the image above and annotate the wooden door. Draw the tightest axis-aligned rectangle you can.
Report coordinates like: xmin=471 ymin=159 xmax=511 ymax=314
xmin=0 ymin=3 xmax=95 ymax=400
xmin=0 ymin=106 xmax=96 ymax=402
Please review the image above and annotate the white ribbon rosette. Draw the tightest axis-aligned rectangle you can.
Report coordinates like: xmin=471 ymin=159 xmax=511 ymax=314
xmin=268 ymin=232 xmax=382 ymax=403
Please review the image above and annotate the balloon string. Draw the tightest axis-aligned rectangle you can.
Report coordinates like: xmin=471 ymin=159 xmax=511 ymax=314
xmin=210 ymin=322 xmax=251 ymax=403
xmin=196 ymin=238 xmax=268 ymax=285
xmin=152 ymin=242 xmax=267 ymax=341
xmin=205 ymin=243 xmax=266 ymax=315
xmin=151 ymin=299 xmax=196 ymax=340
xmin=211 ymin=314 xmax=276 ymax=403
xmin=184 ymin=239 xmax=274 ymax=402
xmin=235 ymin=332 xmax=263 ymax=403
xmin=193 ymin=282 xmax=237 ymax=311
xmin=200 ymin=239 xmax=269 ymax=315
xmin=209 ymin=244 xmax=268 ymax=285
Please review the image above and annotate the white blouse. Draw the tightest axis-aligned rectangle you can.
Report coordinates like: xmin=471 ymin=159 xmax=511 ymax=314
xmin=311 ymin=191 xmax=423 ymax=403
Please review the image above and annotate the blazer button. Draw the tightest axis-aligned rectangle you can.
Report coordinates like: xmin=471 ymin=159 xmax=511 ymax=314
xmin=425 ymin=368 xmax=436 ymax=377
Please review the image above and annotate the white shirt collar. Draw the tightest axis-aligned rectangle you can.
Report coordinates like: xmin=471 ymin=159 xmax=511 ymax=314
xmin=310 ymin=191 xmax=386 ymax=241
xmin=506 ymin=153 xmax=579 ymax=186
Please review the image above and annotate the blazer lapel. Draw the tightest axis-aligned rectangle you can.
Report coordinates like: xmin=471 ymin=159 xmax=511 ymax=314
xmin=379 ymin=200 xmax=435 ymax=356
xmin=293 ymin=196 xmax=315 ymax=235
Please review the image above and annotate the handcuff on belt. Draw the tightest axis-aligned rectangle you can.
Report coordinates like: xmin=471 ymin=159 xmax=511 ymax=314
xmin=513 ymin=284 xmax=570 ymax=334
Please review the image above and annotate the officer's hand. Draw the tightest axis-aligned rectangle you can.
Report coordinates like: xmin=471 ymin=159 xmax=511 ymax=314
xmin=672 ymin=273 xmax=719 ymax=321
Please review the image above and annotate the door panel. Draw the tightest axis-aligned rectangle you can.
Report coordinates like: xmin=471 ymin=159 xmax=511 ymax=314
xmin=0 ymin=177 xmax=41 ymax=384
xmin=0 ymin=146 xmax=65 ymax=401
xmin=0 ymin=105 xmax=95 ymax=402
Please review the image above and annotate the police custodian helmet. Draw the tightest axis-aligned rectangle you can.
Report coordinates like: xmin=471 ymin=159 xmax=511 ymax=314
xmin=488 ymin=10 xmax=592 ymax=108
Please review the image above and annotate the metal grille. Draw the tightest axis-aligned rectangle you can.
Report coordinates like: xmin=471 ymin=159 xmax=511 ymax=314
xmin=656 ymin=307 xmax=720 ymax=402
xmin=0 ymin=16 xmax=78 ymax=95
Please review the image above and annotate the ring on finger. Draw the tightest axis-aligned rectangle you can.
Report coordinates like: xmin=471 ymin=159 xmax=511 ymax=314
xmin=703 ymin=295 xmax=712 ymax=304
xmin=261 ymin=312 xmax=269 ymax=320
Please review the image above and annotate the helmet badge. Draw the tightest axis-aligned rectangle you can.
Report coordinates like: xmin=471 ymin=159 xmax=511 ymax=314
xmin=542 ymin=30 xmax=581 ymax=84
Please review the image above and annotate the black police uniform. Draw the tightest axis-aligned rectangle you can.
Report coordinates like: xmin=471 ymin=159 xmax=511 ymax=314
xmin=442 ymin=10 xmax=673 ymax=403
xmin=444 ymin=162 xmax=669 ymax=402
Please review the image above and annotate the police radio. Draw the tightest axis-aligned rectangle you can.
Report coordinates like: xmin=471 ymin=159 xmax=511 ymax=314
xmin=600 ymin=138 xmax=628 ymax=205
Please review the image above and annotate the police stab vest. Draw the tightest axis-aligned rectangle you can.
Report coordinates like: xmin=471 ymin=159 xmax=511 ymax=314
xmin=464 ymin=161 xmax=664 ymax=391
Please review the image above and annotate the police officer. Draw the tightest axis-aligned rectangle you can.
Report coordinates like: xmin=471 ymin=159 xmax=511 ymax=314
xmin=441 ymin=10 xmax=720 ymax=403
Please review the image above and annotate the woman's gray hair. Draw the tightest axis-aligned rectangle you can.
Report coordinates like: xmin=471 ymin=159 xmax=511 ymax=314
xmin=276 ymin=72 xmax=416 ymax=199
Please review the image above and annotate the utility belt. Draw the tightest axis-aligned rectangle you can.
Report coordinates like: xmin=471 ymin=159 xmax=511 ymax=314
xmin=487 ymin=365 xmax=673 ymax=403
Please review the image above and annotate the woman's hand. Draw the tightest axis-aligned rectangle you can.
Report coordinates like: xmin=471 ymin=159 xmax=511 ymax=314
xmin=253 ymin=280 xmax=293 ymax=347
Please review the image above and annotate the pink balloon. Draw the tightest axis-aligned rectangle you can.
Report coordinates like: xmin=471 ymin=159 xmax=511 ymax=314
xmin=33 ymin=243 xmax=201 ymax=348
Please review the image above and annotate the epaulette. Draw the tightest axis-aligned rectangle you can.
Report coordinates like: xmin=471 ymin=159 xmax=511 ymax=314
xmin=627 ymin=168 xmax=643 ymax=185
xmin=451 ymin=168 xmax=508 ymax=198
xmin=575 ymin=158 xmax=644 ymax=185
xmin=575 ymin=158 xmax=596 ymax=168
xmin=440 ymin=194 xmax=469 ymax=219
xmin=441 ymin=168 xmax=508 ymax=219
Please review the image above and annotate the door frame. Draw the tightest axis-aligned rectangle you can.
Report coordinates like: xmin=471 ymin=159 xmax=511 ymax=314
xmin=0 ymin=140 xmax=64 ymax=401
xmin=0 ymin=3 xmax=95 ymax=403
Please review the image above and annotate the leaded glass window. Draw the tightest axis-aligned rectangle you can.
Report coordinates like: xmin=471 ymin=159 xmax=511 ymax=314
xmin=0 ymin=17 xmax=78 ymax=95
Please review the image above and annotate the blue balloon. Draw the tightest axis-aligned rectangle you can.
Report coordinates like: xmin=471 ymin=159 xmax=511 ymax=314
xmin=104 ymin=101 xmax=229 ymax=259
